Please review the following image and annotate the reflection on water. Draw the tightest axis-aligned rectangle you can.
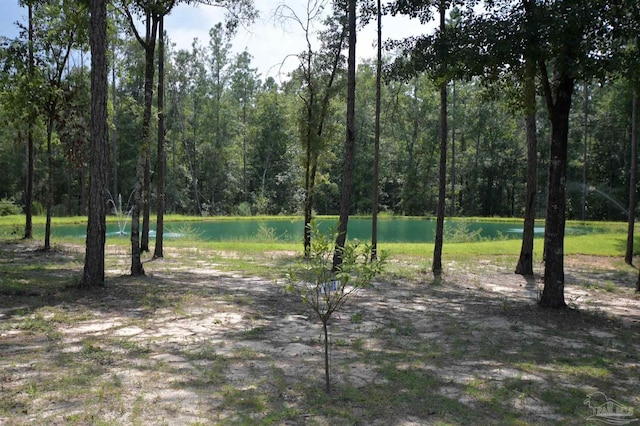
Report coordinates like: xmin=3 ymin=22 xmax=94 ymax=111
xmin=41 ymin=218 xmax=601 ymax=244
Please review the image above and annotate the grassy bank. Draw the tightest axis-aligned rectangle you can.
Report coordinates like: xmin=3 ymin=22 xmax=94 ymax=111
xmin=1 ymin=214 xmax=635 ymax=257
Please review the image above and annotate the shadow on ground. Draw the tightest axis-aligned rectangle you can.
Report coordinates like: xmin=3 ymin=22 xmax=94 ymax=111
xmin=1 ymin=239 xmax=639 ymax=425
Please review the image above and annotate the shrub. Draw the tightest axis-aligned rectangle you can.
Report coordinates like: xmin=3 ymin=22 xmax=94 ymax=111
xmin=0 ymin=198 xmax=22 ymax=216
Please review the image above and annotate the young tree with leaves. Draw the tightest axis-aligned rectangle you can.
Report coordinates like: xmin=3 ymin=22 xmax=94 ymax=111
xmin=277 ymin=0 xmax=347 ymax=256
xmin=29 ymin=0 xmax=88 ymax=250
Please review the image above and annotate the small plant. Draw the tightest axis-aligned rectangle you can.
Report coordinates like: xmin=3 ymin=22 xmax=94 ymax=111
xmin=443 ymin=221 xmax=483 ymax=243
xmin=602 ymin=281 xmax=617 ymax=293
xmin=285 ymin=221 xmax=386 ymax=393
xmin=0 ymin=198 xmax=22 ymax=216
xmin=174 ymin=223 xmax=202 ymax=240
xmin=235 ymin=201 xmax=252 ymax=216
xmin=255 ymin=223 xmax=278 ymax=242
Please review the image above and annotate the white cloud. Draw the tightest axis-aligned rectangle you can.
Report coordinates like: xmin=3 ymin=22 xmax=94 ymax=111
xmin=163 ymin=1 xmax=433 ymax=81
xmin=0 ymin=0 xmax=434 ymax=81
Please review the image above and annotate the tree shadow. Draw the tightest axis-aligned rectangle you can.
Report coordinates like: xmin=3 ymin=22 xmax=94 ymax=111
xmin=1 ymin=238 xmax=639 ymax=424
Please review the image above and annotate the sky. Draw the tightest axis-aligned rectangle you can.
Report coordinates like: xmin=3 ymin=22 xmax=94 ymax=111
xmin=0 ymin=0 xmax=434 ymax=81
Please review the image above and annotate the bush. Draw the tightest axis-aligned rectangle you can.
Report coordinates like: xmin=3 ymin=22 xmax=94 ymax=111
xmin=32 ymin=201 xmax=44 ymax=216
xmin=0 ymin=198 xmax=22 ymax=216
xmin=235 ymin=202 xmax=252 ymax=217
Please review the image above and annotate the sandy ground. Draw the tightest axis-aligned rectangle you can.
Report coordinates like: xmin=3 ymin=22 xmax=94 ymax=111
xmin=1 ymin=242 xmax=639 ymax=425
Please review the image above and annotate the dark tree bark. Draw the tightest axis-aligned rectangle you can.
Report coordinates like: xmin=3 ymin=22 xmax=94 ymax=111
xmin=44 ymin=116 xmax=54 ymax=250
xmin=125 ymin=6 xmax=159 ymax=275
xmin=24 ymin=130 xmax=34 ymax=239
xmin=300 ymin=9 xmax=346 ymax=257
xmin=581 ymin=84 xmax=589 ymax=220
xmin=539 ymin=60 xmax=573 ymax=309
xmin=515 ymin=56 xmax=538 ymax=276
xmin=142 ymin=151 xmax=151 ymax=252
xmin=111 ymin=48 xmax=118 ymax=206
xmin=450 ymin=81 xmax=456 ymax=216
xmin=303 ymin=157 xmax=318 ymax=256
xmin=371 ymin=0 xmax=382 ymax=261
xmin=43 ymin=32 xmax=74 ymax=250
xmin=24 ymin=3 xmax=34 ymax=240
xmin=154 ymin=15 xmax=166 ymax=259
xmin=625 ymin=89 xmax=637 ymax=265
xmin=80 ymin=0 xmax=108 ymax=288
xmin=332 ymin=0 xmax=356 ymax=271
xmin=432 ymin=79 xmax=447 ymax=278
xmin=432 ymin=3 xmax=447 ymax=279
xmin=131 ymin=153 xmax=146 ymax=275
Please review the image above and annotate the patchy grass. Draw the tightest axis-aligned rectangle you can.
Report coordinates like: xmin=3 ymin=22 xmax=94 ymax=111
xmin=1 ymin=237 xmax=639 ymax=425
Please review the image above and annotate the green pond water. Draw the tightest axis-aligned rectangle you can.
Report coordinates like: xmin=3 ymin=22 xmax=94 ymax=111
xmin=36 ymin=218 xmax=600 ymax=243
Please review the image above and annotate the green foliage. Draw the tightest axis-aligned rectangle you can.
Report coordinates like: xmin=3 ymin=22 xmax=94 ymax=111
xmin=173 ymin=223 xmax=202 ymax=240
xmin=0 ymin=1 xmax=638 ymax=224
xmin=286 ymin=222 xmax=386 ymax=323
xmin=254 ymin=223 xmax=278 ymax=243
xmin=235 ymin=202 xmax=252 ymax=217
xmin=0 ymin=198 xmax=22 ymax=216
xmin=285 ymin=221 xmax=386 ymax=392
xmin=443 ymin=221 xmax=483 ymax=243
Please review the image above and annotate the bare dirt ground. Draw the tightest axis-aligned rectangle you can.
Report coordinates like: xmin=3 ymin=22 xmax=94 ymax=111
xmin=1 ymin=241 xmax=639 ymax=425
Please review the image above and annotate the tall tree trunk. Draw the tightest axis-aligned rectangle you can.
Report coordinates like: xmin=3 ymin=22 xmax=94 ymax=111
xmin=515 ymin=57 xmax=538 ymax=276
xmin=112 ymin=47 xmax=118 ymax=200
xmin=332 ymin=0 xmax=356 ymax=271
xmin=131 ymin=154 xmax=146 ymax=275
xmin=450 ymin=81 xmax=456 ymax=216
xmin=80 ymin=0 xmax=108 ymax=288
xmin=24 ymin=3 xmax=34 ymax=240
xmin=371 ymin=0 xmax=382 ymax=261
xmin=303 ymin=134 xmax=312 ymax=256
xmin=242 ymin=86 xmax=248 ymax=203
xmin=44 ymin=116 xmax=54 ymax=251
xmin=303 ymin=155 xmax=317 ymax=257
xmin=432 ymin=3 xmax=447 ymax=279
xmin=142 ymin=155 xmax=150 ymax=252
xmin=301 ymin=13 xmax=346 ymax=257
xmin=129 ymin=10 xmax=158 ymax=275
xmin=539 ymin=62 xmax=573 ymax=309
xmin=626 ymin=89 xmax=638 ymax=265
xmin=581 ymin=84 xmax=589 ymax=220
xmin=154 ymin=15 xmax=165 ymax=259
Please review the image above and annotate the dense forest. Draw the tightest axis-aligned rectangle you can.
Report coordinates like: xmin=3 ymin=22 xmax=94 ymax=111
xmin=0 ymin=0 xmax=636 ymax=221
xmin=0 ymin=0 xmax=639 ymax=297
